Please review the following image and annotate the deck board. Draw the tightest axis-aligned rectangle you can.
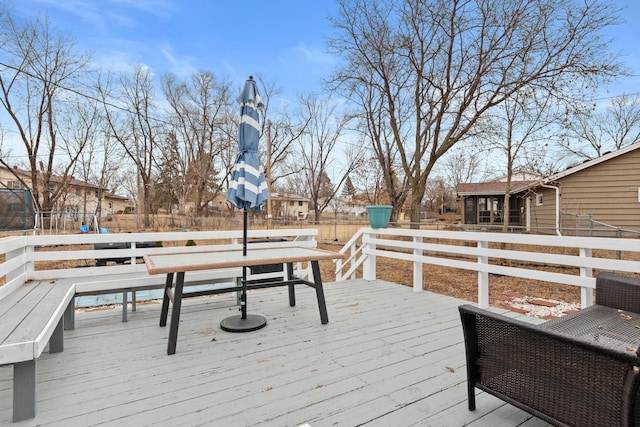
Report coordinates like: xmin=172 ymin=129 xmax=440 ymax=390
xmin=0 ymin=279 xmax=551 ymax=426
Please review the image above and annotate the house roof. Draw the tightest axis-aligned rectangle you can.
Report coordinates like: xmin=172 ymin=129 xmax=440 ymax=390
xmin=104 ymin=192 xmax=128 ymax=201
xmin=543 ymin=141 xmax=640 ymax=182
xmin=457 ymin=142 xmax=640 ymax=196
xmin=270 ymin=192 xmax=310 ymax=202
xmin=2 ymin=166 xmax=129 ymax=201
xmin=456 ymin=180 xmax=536 ymax=196
xmin=2 ymin=165 xmax=101 ymax=190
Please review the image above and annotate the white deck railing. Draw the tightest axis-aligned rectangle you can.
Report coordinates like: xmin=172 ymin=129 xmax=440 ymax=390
xmin=3 ymin=226 xmax=639 ymax=310
xmin=0 ymin=229 xmax=317 ymax=299
xmin=335 ymin=227 xmax=640 ymax=309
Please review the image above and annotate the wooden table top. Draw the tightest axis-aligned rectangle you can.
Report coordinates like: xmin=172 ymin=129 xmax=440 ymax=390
xmin=144 ymin=246 xmax=344 ymax=275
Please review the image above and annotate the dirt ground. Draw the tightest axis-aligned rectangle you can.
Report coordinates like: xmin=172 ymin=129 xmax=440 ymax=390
xmin=316 ymin=242 xmax=583 ymax=306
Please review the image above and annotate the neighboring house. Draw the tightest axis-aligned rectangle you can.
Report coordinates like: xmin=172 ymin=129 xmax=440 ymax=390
xmin=212 ymin=191 xmax=310 ymax=220
xmin=323 ymin=194 xmax=369 ymax=218
xmin=456 ymin=173 xmax=541 ymax=227
xmin=271 ymin=192 xmax=310 ymax=220
xmin=343 ymin=194 xmax=370 ymax=218
xmin=104 ymin=192 xmax=131 ymax=215
xmin=456 ymin=143 xmax=640 ymax=235
xmin=0 ymin=165 xmax=129 ymax=220
xmin=529 ymin=143 xmax=640 ymax=235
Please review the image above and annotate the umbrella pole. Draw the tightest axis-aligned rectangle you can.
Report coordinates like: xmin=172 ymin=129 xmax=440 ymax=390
xmin=241 ymin=209 xmax=248 ymax=319
xmin=220 ymin=207 xmax=267 ymax=332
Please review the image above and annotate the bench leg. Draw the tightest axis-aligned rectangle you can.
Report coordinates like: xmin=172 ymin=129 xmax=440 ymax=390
xmin=13 ymin=360 xmax=36 ymax=422
xmin=122 ymin=290 xmax=128 ymax=322
xmin=64 ymin=298 xmax=75 ymax=330
xmin=132 ymin=290 xmax=137 ymax=312
xmin=49 ymin=317 xmax=64 ymax=353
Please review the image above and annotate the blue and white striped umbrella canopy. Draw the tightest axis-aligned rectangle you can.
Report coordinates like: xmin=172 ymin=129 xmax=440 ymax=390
xmin=227 ymin=76 xmax=269 ymax=211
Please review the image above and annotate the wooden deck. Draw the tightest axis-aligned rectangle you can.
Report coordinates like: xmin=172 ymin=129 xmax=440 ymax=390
xmin=0 ymin=279 xmax=552 ymax=426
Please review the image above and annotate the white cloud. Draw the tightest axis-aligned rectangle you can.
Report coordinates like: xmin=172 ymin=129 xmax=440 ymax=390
xmin=160 ymin=44 xmax=196 ymax=78
xmin=293 ymin=43 xmax=334 ymax=65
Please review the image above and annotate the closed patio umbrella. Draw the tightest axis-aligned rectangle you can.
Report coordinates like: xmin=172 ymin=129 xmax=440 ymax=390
xmin=221 ymin=76 xmax=269 ymax=332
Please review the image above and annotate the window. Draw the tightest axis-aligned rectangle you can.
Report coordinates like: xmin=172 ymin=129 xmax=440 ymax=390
xmin=298 ymin=201 xmax=303 ymax=206
xmin=478 ymin=197 xmax=490 ymax=223
xmin=289 ymin=201 xmax=294 ymax=206
xmin=536 ymin=194 xmax=543 ymax=206
xmin=8 ymin=180 xmax=24 ymax=189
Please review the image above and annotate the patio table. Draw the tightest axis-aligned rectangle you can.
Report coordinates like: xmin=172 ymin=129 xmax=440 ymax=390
xmin=144 ymin=247 xmax=344 ymax=355
xmin=541 ymin=304 xmax=640 ymax=352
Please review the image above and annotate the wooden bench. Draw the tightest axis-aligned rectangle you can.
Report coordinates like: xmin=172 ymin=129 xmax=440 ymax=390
xmin=0 ymin=280 xmax=75 ymax=422
xmin=66 ymin=267 xmax=246 ymax=326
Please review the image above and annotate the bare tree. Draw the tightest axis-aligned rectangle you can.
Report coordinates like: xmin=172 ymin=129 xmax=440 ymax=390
xmin=350 ymin=154 xmax=387 ymax=205
xmin=60 ymin=99 xmax=111 ymax=225
xmin=297 ymin=93 xmax=362 ymax=223
xmin=485 ymin=88 xmax=561 ymax=230
xmin=99 ymin=66 xmax=160 ymax=228
xmin=0 ymin=10 xmax=91 ymax=212
xmin=161 ymin=71 xmax=233 ymax=217
xmin=441 ymin=145 xmax=485 ymax=191
xmin=560 ymin=93 xmax=640 ymax=161
xmin=254 ymin=76 xmax=309 ymax=188
xmin=329 ymin=0 xmax=623 ymax=227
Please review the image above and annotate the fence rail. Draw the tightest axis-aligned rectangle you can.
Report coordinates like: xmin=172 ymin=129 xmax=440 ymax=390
xmin=336 ymin=227 xmax=640 ymax=309
xmin=0 ymin=228 xmax=318 ymax=298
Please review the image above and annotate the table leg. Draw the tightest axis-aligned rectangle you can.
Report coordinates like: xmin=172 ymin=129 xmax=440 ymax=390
xmin=167 ymin=271 xmax=185 ymax=355
xmin=159 ymin=272 xmax=174 ymax=327
xmin=287 ymin=262 xmax=296 ymax=307
xmin=311 ymin=261 xmax=328 ymax=324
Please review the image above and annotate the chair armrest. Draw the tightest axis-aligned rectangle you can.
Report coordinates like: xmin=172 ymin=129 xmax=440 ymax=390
xmin=458 ymin=304 xmax=640 ymax=426
xmin=596 ymin=272 xmax=640 ymax=312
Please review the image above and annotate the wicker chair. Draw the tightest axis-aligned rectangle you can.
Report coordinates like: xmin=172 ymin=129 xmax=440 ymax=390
xmin=459 ymin=272 xmax=640 ymax=426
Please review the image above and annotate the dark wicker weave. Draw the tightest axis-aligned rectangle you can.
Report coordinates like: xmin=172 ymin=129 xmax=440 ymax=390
xmin=459 ymin=272 xmax=640 ymax=427
xmin=595 ymin=272 xmax=640 ymax=313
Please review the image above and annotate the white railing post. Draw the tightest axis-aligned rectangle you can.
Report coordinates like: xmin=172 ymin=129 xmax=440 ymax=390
xmin=363 ymin=230 xmax=376 ymax=281
xmin=335 ymin=256 xmax=344 ymax=281
xmin=413 ymin=236 xmax=423 ymax=292
xmin=6 ymin=245 xmax=26 ymax=283
xmin=25 ymin=238 xmax=35 ymax=280
xmin=580 ymin=247 xmax=594 ymax=308
xmin=477 ymin=240 xmax=489 ymax=308
xmin=350 ymin=243 xmax=358 ymax=280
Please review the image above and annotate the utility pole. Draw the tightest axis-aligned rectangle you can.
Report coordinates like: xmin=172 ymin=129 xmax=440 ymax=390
xmin=266 ymin=120 xmax=273 ymax=229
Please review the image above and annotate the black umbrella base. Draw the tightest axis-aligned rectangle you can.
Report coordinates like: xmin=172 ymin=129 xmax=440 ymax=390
xmin=220 ymin=314 xmax=267 ymax=332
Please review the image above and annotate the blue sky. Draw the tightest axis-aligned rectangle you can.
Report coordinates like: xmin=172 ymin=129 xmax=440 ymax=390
xmin=14 ymin=0 xmax=340 ymax=103
xmin=11 ymin=0 xmax=640 ymax=104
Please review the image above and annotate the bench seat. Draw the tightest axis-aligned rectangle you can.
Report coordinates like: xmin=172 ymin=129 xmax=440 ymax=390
xmin=0 ymin=280 xmax=75 ymax=422
xmin=63 ymin=267 xmax=245 ymax=326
